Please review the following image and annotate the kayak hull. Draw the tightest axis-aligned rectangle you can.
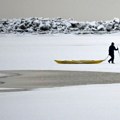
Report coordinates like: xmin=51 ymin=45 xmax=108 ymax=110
xmin=55 ymin=60 xmax=104 ymax=64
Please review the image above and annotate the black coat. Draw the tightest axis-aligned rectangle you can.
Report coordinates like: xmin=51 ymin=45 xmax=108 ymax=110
xmin=109 ymin=45 xmax=118 ymax=56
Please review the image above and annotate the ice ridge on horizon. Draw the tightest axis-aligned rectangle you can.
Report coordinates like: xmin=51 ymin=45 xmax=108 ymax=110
xmin=0 ymin=17 xmax=120 ymax=34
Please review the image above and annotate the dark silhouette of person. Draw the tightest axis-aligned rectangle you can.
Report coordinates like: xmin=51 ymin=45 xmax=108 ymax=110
xmin=108 ymin=42 xmax=118 ymax=64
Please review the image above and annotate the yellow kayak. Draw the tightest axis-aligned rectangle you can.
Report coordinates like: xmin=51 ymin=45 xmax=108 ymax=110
xmin=55 ymin=59 xmax=104 ymax=64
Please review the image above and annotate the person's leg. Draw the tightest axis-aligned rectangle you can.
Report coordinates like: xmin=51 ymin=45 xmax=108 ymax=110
xmin=111 ymin=55 xmax=114 ymax=63
xmin=108 ymin=55 xmax=112 ymax=63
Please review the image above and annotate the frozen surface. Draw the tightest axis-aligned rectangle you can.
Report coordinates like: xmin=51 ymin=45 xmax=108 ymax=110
xmin=0 ymin=33 xmax=120 ymax=72
xmin=1 ymin=33 xmax=120 ymax=120
xmin=1 ymin=84 xmax=120 ymax=120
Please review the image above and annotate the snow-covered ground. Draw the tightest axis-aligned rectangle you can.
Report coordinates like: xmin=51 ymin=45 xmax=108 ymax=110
xmin=1 ymin=33 xmax=120 ymax=120
xmin=1 ymin=84 xmax=120 ymax=120
xmin=0 ymin=33 xmax=120 ymax=72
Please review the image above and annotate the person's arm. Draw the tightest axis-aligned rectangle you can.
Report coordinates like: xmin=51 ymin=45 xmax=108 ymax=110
xmin=114 ymin=46 xmax=118 ymax=50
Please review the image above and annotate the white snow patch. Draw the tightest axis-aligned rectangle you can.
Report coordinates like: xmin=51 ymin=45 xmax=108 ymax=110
xmin=0 ymin=84 xmax=120 ymax=120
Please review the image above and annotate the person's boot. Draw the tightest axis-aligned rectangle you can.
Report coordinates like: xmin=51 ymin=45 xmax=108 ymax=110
xmin=112 ymin=60 xmax=115 ymax=64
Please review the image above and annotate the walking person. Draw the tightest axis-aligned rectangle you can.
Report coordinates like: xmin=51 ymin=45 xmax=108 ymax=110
xmin=108 ymin=42 xmax=118 ymax=64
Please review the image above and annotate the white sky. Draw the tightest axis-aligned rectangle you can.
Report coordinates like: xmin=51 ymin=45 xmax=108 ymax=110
xmin=0 ymin=0 xmax=119 ymax=21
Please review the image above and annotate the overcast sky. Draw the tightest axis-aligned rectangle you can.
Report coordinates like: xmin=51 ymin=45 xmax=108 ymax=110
xmin=0 ymin=0 xmax=119 ymax=21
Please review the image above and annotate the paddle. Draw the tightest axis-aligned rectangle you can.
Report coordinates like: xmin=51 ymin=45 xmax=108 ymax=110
xmin=117 ymin=46 xmax=120 ymax=58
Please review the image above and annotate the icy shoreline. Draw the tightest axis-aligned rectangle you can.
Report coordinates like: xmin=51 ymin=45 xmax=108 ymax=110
xmin=0 ymin=17 xmax=120 ymax=34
